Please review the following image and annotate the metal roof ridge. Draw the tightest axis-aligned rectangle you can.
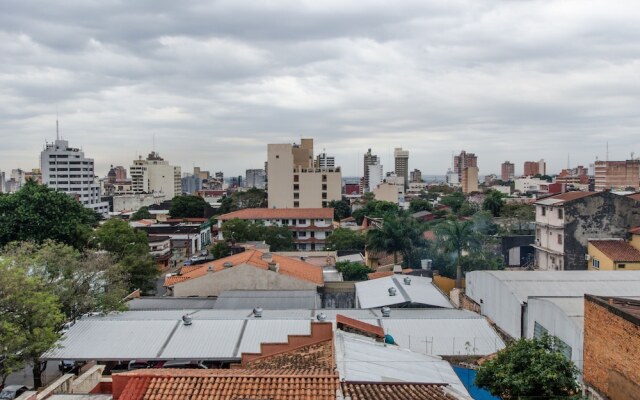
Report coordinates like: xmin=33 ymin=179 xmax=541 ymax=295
xmin=391 ymin=276 xmax=411 ymax=302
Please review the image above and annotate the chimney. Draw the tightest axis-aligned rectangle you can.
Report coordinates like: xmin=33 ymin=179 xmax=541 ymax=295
xmin=268 ymin=262 xmax=280 ymax=272
xmin=261 ymin=252 xmax=273 ymax=262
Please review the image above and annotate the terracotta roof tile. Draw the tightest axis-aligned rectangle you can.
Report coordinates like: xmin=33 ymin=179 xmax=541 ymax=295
xmin=219 ymin=208 xmax=334 ymax=220
xmin=590 ymin=240 xmax=640 ymax=262
xmin=535 ymin=191 xmax=596 ymax=204
xmin=342 ymin=382 xmax=459 ymax=400
xmin=629 ymin=226 xmax=640 ymax=234
xmin=628 ymin=192 xmax=640 ymax=201
xmin=367 ymin=271 xmax=394 ymax=280
xmin=245 ymin=339 xmax=335 ymax=370
xmin=163 ymin=250 xmax=324 ymax=286
xmin=116 ymin=369 xmax=340 ymax=400
xmin=336 ymin=314 xmax=384 ymax=339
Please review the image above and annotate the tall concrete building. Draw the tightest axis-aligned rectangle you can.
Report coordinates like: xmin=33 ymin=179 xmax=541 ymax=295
xmin=130 ymin=151 xmax=181 ymax=199
xmin=524 ymin=159 xmax=546 ymax=177
xmin=454 ymin=151 xmax=478 ymax=193
xmin=0 ymin=170 xmax=5 ymax=193
xmin=245 ymin=169 xmax=266 ymax=189
xmin=501 ymin=161 xmax=515 ymax=181
xmin=267 ymin=138 xmax=341 ymax=208
xmin=40 ymin=138 xmax=109 ymax=215
xmin=315 ymin=152 xmax=335 ymax=169
xmin=394 ymin=147 xmax=409 ymax=189
xmin=594 ymin=160 xmax=640 ymax=191
xmin=410 ymin=169 xmax=422 ymax=183
xmin=368 ymin=163 xmax=383 ymax=191
xmin=363 ymin=148 xmax=379 ymax=192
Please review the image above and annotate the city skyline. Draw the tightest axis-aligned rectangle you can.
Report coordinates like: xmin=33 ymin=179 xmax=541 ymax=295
xmin=2 ymin=1 xmax=639 ymax=177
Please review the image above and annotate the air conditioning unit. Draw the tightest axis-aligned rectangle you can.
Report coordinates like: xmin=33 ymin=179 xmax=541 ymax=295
xmin=585 ymin=254 xmax=591 ymax=261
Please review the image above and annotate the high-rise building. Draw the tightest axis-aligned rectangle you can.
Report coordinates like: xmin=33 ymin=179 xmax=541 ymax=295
xmin=501 ymin=161 xmax=515 ymax=181
xmin=315 ymin=153 xmax=335 ymax=169
xmin=130 ymin=151 xmax=181 ymax=199
xmin=524 ymin=159 xmax=546 ymax=176
xmin=410 ymin=168 xmax=422 ymax=183
xmin=594 ymin=160 xmax=640 ymax=191
xmin=368 ymin=163 xmax=383 ymax=191
xmin=394 ymin=147 xmax=409 ymax=189
xmin=245 ymin=169 xmax=266 ymax=189
xmin=181 ymin=175 xmax=202 ymax=194
xmin=363 ymin=148 xmax=379 ymax=192
xmin=0 ymin=170 xmax=5 ymax=193
xmin=454 ymin=151 xmax=478 ymax=193
xmin=267 ymin=138 xmax=341 ymax=208
xmin=193 ymin=167 xmax=210 ymax=180
xmin=40 ymin=138 xmax=109 ymax=215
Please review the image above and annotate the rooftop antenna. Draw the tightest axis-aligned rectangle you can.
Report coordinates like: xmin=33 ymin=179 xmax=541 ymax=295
xmin=606 ymin=141 xmax=609 ymax=162
xmin=153 ymin=134 xmax=156 ymax=153
xmin=56 ymin=109 xmax=60 ymax=141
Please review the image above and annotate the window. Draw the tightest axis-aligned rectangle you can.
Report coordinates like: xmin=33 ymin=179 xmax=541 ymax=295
xmin=293 ymin=193 xmax=299 ymax=199
xmin=294 ymin=201 xmax=299 ymax=208
xmin=293 ymin=184 xmax=299 ymax=191
xmin=322 ymin=175 xmax=327 ymax=182
xmin=541 ymin=207 xmax=546 ymax=216
xmin=322 ymin=184 xmax=327 ymax=191
xmin=592 ymin=258 xmax=600 ymax=269
xmin=294 ymin=175 xmax=299 ymax=182
xmin=557 ymin=234 xmax=562 ymax=245
xmin=558 ymin=208 xmax=563 ymax=219
xmin=298 ymin=219 xmax=305 ymax=224
xmin=618 ymin=264 xmax=626 ymax=269
xmin=322 ymin=193 xmax=327 ymax=199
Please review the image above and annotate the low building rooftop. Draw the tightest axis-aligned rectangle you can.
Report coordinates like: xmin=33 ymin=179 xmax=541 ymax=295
xmin=589 ymin=239 xmax=640 ymax=262
xmin=218 ymin=208 xmax=334 ymax=220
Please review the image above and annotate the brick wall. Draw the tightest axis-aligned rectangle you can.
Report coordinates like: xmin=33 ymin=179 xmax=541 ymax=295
xmin=583 ymin=296 xmax=640 ymax=400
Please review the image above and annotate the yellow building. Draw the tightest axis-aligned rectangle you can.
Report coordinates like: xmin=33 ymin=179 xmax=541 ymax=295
xmin=587 ymin=237 xmax=640 ymax=270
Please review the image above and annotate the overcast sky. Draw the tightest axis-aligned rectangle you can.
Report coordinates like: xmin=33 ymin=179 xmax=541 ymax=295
xmin=2 ymin=0 xmax=639 ymax=178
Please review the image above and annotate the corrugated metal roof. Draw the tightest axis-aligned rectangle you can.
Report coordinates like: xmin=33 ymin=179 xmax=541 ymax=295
xmin=470 ymin=270 xmax=640 ymax=304
xmin=355 ymin=276 xmax=453 ymax=309
xmin=42 ymin=308 xmax=504 ymax=360
xmin=160 ymin=320 xmax=245 ymax=359
xmin=214 ymin=290 xmax=320 ymax=309
xmin=238 ymin=320 xmax=311 ymax=354
xmin=127 ymin=297 xmax=217 ymax=310
xmin=335 ymin=331 xmax=470 ymax=398
xmin=380 ymin=318 xmax=505 ymax=356
xmin=43 ymin=320 xmax=178 ymax=360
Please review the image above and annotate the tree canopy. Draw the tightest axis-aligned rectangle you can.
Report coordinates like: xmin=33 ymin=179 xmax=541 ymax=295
xmin=328 ymin=199 xmax=352 ymax=221
xmin=216 ymin=188 xmax=267 ymax=215
xmin=352 ymin=200 xmax=400 ymax=225
xmin=170 ymin=195 xmax=212 ymax=218
xmin=366 ymin=214 xmax=425 ymax=266
xmin=220 ymin=219 xmax=295 ymax=251
xmin=335 ymin=261 xmax=372 ymax=281
xmin=325 ymin=228 xmax=365 ymax=251
xmin=482 ymin=190 xmax=506 ymax=217
xmin=130 ymin=206 xmax=153 ymax=221
xmin=0 ymin=181 xmax=98 ymax=249
xmin=475 ymin=334 xmax=580 ymax=398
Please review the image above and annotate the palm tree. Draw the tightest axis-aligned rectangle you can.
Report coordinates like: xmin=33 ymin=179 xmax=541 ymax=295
xmin=366 ymin=215 xmax=424 ymax=266
xmin=436 ymin=219 xmax=477 ymax=288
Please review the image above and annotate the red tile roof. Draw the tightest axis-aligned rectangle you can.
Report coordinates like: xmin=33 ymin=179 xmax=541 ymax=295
xmin=336 ymin=314 xmax=384 ymax=339
xmin=535 ymin=191 xmax=596 ymax=204
xmin=627 ymin=192 xmax=640 ymax=201
xmin=114 ymin=369 xmax=340 ymax=400
xmin=164 ymin=250 xmax=324 ymax=286
xmin=342 ymin=382 xmax=459 ymax=400
xmin=590 ymin=239 xmax=640 ymax=262
xmin=629 ymin=226 xmax=640 ymax=235
xmin=219 ymin=208 xmax=334 ymax=220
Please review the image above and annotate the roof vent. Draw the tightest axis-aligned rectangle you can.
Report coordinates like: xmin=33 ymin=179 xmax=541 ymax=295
xmin=381 ymin=307 xmax=391 ymax=317
xmin=253 ymin=307 xmax=263 ymax=318
xmin=404 ymin=277 xmax=411 ymax=285
xmin=388 ymin=287 xmax=397 ymax=296
xmin=207 ymin=265 xmax=214 ymax=272
xmin=223 ymin=262 xmax=233 ymax=268
xmin=317 ymin=313 xmax=327 ymax=322
xmin=268 ymin=262 xmax=280 ymax=273
xmin=182 ymin=314 xmax=193 ymax=326
xmin=261 ymin=252 xmax=273 ymax=261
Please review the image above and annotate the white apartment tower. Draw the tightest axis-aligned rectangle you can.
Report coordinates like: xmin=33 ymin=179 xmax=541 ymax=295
xmin=40 ymin=138 xmax=109 ymax=215
xmin=130 ymin=151 xmax=181 ymax=199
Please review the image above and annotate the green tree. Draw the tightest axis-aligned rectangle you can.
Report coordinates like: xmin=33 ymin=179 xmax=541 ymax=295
xmin=221 ymin=218 xmax=257 ymax=243
xmin=92 ymin=219 xmax=159 ymax=294
xmin=263 ymin=226 xmax=295 ymax=251
xmin=475 ymin=334 xmax=580 ymax=398
xmin=2 ymin=240 xmax=128 ymax=323
xmin=328 ymin=199 xmax=352 ymax=221
xmin=216 ymin=189 xmax=267 ymax=215
xmin=170 ymin=195 xmax=212 ymax=218
xmin=482 ymin=190 xmax=505 ymax=217
xmin=216 ymin=196 xmax=237 ymax=215
xmin=335 ymin=261 xmax=372 ymax=281
xmin=352 ymin=200 xmax=400 ymax=225
xmin=211 ymin=241 xmax=232 ymax=259
xmin=130 ymin=206 xmax=153 ymax=221
xmin=435 ymin=219 xmax=477 ymax=288
xmin=366 ymin=215 xmax=425 ymax=266
xmin=440 ymin=191 xmax=466 ymax=214
xmin=501 ymin=203 xmax=535 ymax=234
xmin=0 ymin=259 xmax=64 ymax=388
xmin=326 ymin=228 xmax=365 ymax=251
xmin=0 ymin=181 xmax=97 ymax=249
xmin=409 ymin=198 xmax=433 ymax=213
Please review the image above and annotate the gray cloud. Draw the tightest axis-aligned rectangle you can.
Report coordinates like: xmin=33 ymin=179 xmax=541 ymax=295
xmin=1 ymin=0 xmax=639 ymax=178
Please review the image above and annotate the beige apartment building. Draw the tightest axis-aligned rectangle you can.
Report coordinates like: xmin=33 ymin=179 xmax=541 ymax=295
xmin=130 ymin=151 xmax=181 ymax=199
xmin=267 ymin=138 xmax=341 ymax=208
xmin=594 ymin=160 xmax=640 ymax=191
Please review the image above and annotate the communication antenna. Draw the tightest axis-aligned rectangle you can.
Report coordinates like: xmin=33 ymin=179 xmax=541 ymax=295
xmin=56 ymin=110 xmax=60 ymax=141
xmin=606 ymin=141 xmax=609 ymax=162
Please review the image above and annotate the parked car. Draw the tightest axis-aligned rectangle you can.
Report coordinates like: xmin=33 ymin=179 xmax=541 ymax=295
xmin=0 ymin=385 xmax=29 ymax=399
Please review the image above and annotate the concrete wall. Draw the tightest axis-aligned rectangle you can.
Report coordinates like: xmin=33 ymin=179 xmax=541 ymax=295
xmin=297 ymin=169 xmax=341 ymax=208
xmin=171 ymin=263 xmax=318 ymax=297
xmin=113 ymin=193 xmax=166 ymax=212
xmin=564 ymin=192 xmax=640 ymax=270
xmin=267 ymin=144 xmax=294 ymax=208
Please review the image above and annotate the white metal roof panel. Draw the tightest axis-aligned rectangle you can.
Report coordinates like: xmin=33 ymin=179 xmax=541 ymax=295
xmin=159 ymin=320 xmax=245 ymax=359
xmin=43 ymin=320 xmax=177 ymax=360
xmin=355 ymin=275 xmax=453 ymax=309
xmin=238 ymin=320 xmax=311 ymax=355
xmin=380 ymin=318 xmax=505 ymax=356
xmin=335 ymin=331 xmax=470 ymax=397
